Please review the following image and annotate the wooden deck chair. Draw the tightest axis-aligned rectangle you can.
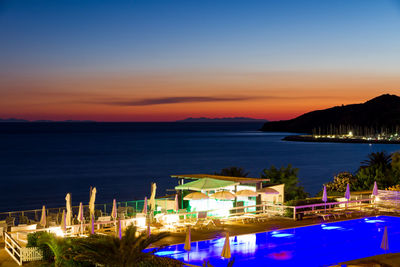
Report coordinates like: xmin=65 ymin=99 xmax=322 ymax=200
xmin=192 ymin=211 xmax=209 ymax=230
xmin=317 ymin=213 xmax=332 ymax=221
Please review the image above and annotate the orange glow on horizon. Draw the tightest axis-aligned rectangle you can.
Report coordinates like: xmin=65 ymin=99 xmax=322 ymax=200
xmin=1 ymin=71 xmax=399 ymax=122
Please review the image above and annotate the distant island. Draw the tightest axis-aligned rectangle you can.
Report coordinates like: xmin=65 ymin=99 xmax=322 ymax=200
xmin=261 ymin=94 xmax=400 ymax=144
xmin=177 ymin=117 xmax=268 ymax=122
xmin=0 ymin=118 xmax=95 ymax=123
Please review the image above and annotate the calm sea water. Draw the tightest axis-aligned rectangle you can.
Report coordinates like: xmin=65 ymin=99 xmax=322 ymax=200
xmin=0 ymin=122 xmax=399 ymax=212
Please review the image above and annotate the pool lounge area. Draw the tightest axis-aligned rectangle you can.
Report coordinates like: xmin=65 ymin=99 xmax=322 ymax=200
xmin=154 ymin=216 xmax=399 ymax=267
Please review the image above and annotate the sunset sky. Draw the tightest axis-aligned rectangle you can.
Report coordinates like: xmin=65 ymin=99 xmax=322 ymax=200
xmin=1 ymin=0 xmax=400 ymax=121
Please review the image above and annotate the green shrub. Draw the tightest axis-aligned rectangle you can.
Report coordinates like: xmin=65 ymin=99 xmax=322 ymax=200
xmin=138 ymin=255 xmax=183 ymax=267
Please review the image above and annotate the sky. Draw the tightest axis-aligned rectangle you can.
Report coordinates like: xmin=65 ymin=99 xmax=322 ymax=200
xmin=1 ymin=0 xmax=400 ymax=122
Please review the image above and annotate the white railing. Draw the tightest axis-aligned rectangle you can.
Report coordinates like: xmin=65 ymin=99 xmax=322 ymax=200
xmin=21 ymin=247 xmax=43 ymax=262
xmin=4 ymin=231 xmax=22 ymax=265
xmin=4 ymin=232 xmax=43 ymax=265
xmin=292 ymin=198 xmax=373 ymax=220
xmin=376 ymin=189 xmax=400 ymax=206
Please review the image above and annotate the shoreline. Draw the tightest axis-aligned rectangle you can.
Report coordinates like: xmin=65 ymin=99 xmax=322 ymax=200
xmin=283 ymin=135 xmax=400 ymax=144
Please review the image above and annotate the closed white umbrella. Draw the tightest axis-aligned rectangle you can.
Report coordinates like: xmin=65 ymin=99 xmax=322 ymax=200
xmin=175 ymin=194 xmax=179 ymax=211
xmin=65 ymin=193 xmax=72 ymax=226
xmin=89 ymin=187 xmax=97 ymax=216
xmin=111 ymin=199 xmax=117 ymax=220
xmin=142 ymin=197 xmax=148 ymax=214
xmin=184 ymin=226 xmax=191 ymax=262
xmin=40 ymin=205 xmax=46 ymax=227
xmin=381 ymin=226 xmax=389 ymax=253
xmin=322 ymin=185 xmax=328 ymax=212
xmin=345 ymin=183 xmax=351 ymax=200
xmin=78 ymin=202 xmax=84 ymax=235
xmin=61 ymin=210 xmax=67 ymax=232
xmin=77 ymin=202 xmax=84 ymax=223
xmin=373 ymin=181 xmax=379 ymax=196
xmin=345 ymin=183 xmax=351 ymax=209
xmin=221 ymin=232 xmax=231 ymax=259
xmin=184 ymin=226 xmax=191 ymax=251
xmin=149 ymin=183 xmax=157 ymax=211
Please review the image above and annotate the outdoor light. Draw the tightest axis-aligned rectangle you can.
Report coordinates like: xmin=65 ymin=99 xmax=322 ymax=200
xmin=136 ymin=217 xmax=146 ymax=227
xmin=48 ymin=227 xmax=65 ymax=237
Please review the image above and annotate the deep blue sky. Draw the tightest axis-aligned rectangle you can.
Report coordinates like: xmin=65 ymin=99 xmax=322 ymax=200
xmin=2 ymin=0 xmax=400 ymax=73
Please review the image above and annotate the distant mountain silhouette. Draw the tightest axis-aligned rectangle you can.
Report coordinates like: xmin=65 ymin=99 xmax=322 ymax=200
xmin=0 ymin=118 xmax=29 ymax=122
xmin=260 ymin=94 xmax=400 ymax=133
xmin=177 ymin=117 xmax=268 ymax=122
xmin=0 ymin=118 xmax=95 ymax=123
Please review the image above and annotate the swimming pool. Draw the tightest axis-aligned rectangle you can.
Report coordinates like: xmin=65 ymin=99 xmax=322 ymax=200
xmin=153 ymin=216 xmax=400 ymax=266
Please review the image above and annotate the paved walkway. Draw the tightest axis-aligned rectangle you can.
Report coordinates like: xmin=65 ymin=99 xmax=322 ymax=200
xmin=0 ymin=243 xmax=18 ymax=267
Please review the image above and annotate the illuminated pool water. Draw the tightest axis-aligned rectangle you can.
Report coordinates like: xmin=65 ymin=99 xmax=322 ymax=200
xmin=152 ymin=216 xmax=400 ymax=266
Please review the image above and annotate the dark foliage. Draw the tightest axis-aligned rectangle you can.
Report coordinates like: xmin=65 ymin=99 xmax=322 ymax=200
xmin=261 ymin=164 xmax=308 ymax=201
xmin=216 ymin=167 xmax=249 ymax=177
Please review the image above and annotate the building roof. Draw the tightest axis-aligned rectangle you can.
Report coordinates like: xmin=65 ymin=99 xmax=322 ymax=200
xmin=171 ymin=174 xmax=269 ymax=184
xmin=175 ymin=178 xmax=239 ymax=191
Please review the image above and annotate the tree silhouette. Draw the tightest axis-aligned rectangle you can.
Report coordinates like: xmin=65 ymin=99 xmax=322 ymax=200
xmin=216 ymin=166 xmax=249 ymax=177
xmin=361 ymin=151 xmax=392 ymax=170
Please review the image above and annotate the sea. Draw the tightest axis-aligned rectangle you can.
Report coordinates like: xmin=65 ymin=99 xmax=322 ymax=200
xmin=0 ymin=122 xmax=399 ymax=213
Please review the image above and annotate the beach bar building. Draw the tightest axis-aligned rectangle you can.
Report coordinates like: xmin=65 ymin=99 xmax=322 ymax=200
xmin=172 ymin=174 xmax=284 ymax=216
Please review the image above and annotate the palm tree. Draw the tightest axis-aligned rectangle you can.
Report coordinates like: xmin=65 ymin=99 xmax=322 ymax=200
xmin=36 ymin=232 xmax=74 ymax=267
xmin=361 ymin=151 xmax=392 ymax=170
xmin=73 ymin=225 xmax=170 ymax=267
xmin=216 ymin=167 xmax=249 ymax=177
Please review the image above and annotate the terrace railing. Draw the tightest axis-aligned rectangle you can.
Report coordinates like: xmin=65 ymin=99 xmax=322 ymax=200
xmin=291 ymin=198 xmax=373 ymax=220
xmin=0 ymin=199 xmax=173 ymax=225
xmin=375 ymin=189 xmax=400 ymax=206
xmin=4 ymin=232 xmax=43 ymax=266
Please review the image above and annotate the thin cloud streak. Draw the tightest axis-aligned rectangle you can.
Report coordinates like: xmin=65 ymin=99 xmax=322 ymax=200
xmin=98 ymin=95 xmax=352 ymax=107
xmin=104 ymin=96 xmax=259 ymax=106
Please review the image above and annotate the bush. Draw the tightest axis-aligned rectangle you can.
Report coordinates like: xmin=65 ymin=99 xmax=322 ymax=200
xmin=387 ymin=184 xmax=400 ymax=191
xmin=325 ymin=172 xmax=357 ymax=192
xmin=138 ymin=255 xmax=183 ymax=267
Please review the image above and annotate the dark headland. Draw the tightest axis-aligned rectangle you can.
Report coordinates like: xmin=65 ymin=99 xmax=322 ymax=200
xmin=261 ymin=94 xmax=400 ymax=144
